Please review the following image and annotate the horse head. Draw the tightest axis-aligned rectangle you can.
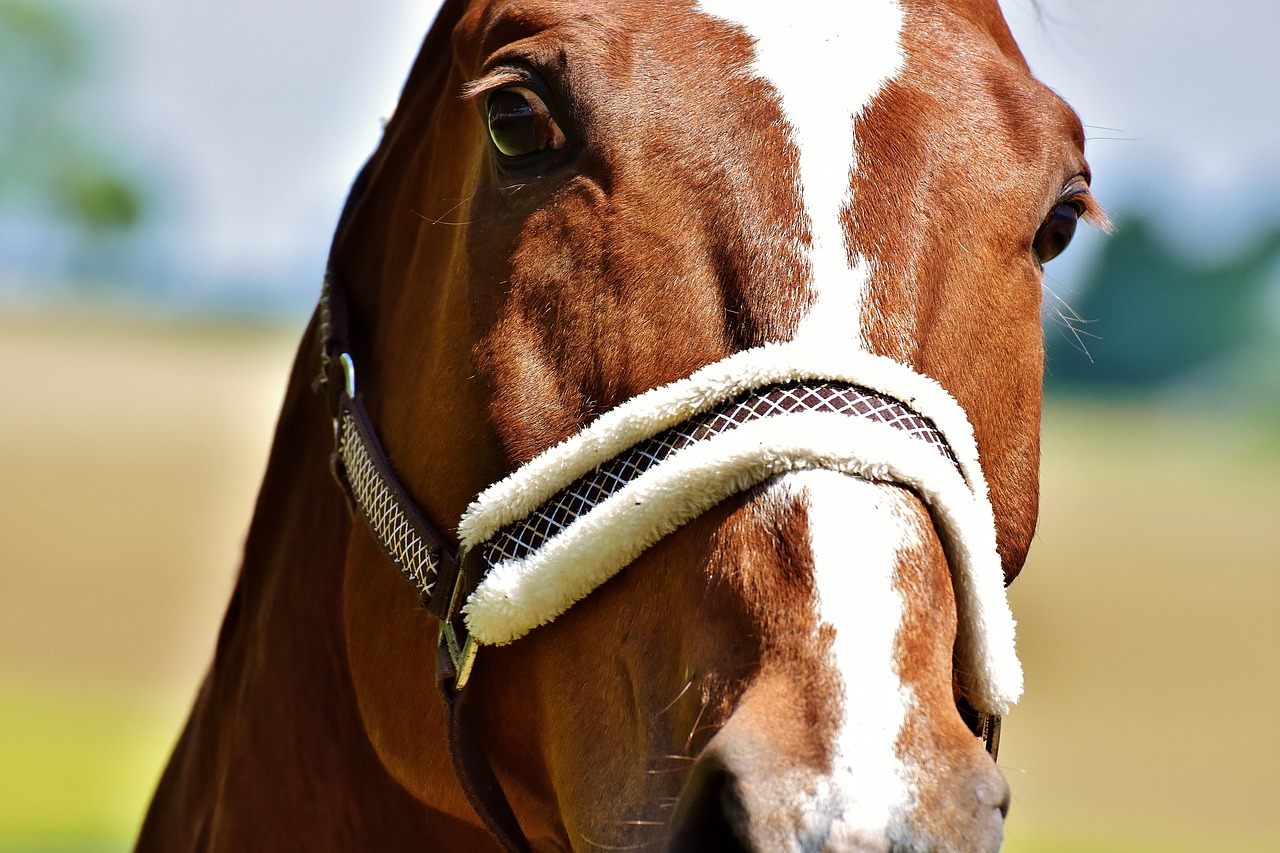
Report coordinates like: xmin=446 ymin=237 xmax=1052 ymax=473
xmin=141 ymin=1 xmax=1102 ymax=851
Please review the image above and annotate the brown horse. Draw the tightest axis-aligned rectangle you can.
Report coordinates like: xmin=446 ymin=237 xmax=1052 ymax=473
xmin=137 ymin=1 xmax=1103 ymax=850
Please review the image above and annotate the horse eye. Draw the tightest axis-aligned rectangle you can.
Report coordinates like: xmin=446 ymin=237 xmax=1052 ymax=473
xmin=1032 ymin=203 xmax=1081 ymax=264
xmin=486 ymin=87 xmax=565 ymax=159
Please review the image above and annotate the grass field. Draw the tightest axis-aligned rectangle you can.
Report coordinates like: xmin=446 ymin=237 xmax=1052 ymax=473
xmin=2 ymin=311 xmax=1276 ymax=851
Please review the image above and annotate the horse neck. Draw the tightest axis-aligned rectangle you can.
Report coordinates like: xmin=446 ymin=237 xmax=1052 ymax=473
xmin=137 ymin=321 xmax=490 ymax=849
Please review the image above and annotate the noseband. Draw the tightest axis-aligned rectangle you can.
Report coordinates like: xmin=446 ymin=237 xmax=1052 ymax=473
xmin=316 ymin=273 xmax=1014 ymax=852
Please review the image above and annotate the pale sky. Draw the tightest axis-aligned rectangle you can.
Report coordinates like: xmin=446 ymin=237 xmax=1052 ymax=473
xmin=84 ymin=0 xmax=1280 ymax=306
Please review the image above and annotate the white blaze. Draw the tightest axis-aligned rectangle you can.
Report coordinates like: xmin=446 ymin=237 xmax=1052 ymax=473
xmin=776 ymin=471 xmax=915 ymax=841
xmin=698 ymin=1 xmax=914 ymax=840
xmin=697 ymin=0 xmax=906 ymax=349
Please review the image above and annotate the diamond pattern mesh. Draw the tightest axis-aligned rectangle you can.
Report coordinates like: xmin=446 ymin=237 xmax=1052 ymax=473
xmin=480 ymin=381 xmax=956 ymax=568
xmin=339 ymin=410 xmax=439 ymax=595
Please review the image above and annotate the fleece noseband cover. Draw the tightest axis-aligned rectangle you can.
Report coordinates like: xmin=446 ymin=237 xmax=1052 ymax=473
xmin=459 ymin=342 xmax=1022 ymax=716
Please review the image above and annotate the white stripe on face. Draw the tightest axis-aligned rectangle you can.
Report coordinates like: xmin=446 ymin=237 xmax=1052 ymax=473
xmin=697 ymin=0 xmax=906 ymax=350
xmin=773 ymin=470 xmax=916 ymax=841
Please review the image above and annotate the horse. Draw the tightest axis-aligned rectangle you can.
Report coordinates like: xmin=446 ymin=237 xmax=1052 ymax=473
xmin=137 ymin=0 xmax=1103 ymax=850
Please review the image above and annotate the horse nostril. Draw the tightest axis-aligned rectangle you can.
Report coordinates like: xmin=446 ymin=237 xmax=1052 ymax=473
xmin=977 ymin=774 xmax=1011 ymax=820
xmin=668 ymin=765 xmax=752 ymax=853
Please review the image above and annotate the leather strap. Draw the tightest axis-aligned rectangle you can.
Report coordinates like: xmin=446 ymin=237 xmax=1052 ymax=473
xmin=979 ymin=713 xmax=1003 ymax=762
xmin=958 ymin=696 xmax=1002 ymax=762
xmin=318 ymin=273 xmax=531 ymax=849
xmin=332 ymin=393 xmax=463 ymax=619
xmin=438 ymin=642 xmax=533 ymax=853
xmin=319 ymin=276 xmax=463 ymax=620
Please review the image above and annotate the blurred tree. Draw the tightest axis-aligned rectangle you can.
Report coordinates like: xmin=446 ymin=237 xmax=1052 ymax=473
xmin=0 ymin=0 xmax=144 ymax=283
xmin=1045 ymin=216 xmax=1280 ymax=395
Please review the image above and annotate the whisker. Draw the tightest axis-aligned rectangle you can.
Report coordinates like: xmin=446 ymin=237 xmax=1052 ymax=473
xmin=1056 ymin=306 xmax=1099 ymax=345
xmin=1048 ymin=304 xmax=1098 ymax=358
xmin=1043 ymin=284 xmax=1092 ymax=327
xmin=577 ymin=833 xmax=656 ymax=852
xmin=1041 ymin=278 xmax=1098 ymax=359
xmin=411 ymin=193 xmax=477 ymax=226
xmin=684 ymin=699 xmax=709 ymax=755
xmin=656 ymin=680 xmax=694 ymax=719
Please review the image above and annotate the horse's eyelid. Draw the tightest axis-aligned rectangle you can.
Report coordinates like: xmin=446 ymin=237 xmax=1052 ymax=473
xmin=459 ymin=70 xmax=527 ymax=102
xmin=1070 ymin=189 xmax=1112 ymax=233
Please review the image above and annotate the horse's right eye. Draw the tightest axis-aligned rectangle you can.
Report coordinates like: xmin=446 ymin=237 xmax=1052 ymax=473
xmin=486 ymin=87 xmax=565 ymax=159
xmin=1032 ymin=202 xmax=1081 ymax=265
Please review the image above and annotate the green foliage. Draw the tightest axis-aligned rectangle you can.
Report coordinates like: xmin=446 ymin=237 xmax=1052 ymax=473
xmin=0 ymin=0 xmax=144 ymax=235
xmin=1046 ymin=216 xmax=1280 ymax=397
xmin=58 ymin=171 xmax=141 ymax=231
xmin=0 ymin=0 xmax=81 ymax=83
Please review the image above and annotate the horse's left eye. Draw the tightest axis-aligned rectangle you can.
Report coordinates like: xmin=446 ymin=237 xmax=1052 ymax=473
xmin=486 ymin=87 xmax=565 ymax=159
xmin=1032 ymin=202 xmax=1081 ymax=264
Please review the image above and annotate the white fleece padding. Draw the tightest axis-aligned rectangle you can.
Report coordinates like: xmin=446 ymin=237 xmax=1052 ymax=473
xmin=458 ymin=342 xmax=1022 ymax=714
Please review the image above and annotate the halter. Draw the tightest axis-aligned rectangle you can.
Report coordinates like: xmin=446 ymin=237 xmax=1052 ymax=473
xmin=316 ymin=273 xmax=1016 ymax=852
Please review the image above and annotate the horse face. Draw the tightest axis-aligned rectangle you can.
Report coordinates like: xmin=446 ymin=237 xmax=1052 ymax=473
xmin=341 ymin=0 xmax=1097 ymax=849
xmin=457 ymin=0 xmax=1095 ymax=581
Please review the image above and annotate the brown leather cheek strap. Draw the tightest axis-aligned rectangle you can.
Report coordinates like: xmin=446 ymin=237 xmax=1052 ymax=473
xmin=318 ymin=278 xmax=528 ymax=852
xmin=321 ymin=279 xmax=453 ymax=614
xmin=335 ymin=390 xmax=526 ymax=851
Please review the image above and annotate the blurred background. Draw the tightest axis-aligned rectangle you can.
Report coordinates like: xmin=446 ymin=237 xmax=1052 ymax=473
xmin=1 ymin=0 xmax=1275 ymax=850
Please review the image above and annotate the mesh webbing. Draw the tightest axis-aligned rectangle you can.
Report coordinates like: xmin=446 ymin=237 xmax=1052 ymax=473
xmin=478 ymin=381 xmax=955 ymax=569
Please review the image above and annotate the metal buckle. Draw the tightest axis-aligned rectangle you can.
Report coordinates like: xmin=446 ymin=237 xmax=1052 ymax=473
xmin=332 ymin=353 xmax=358 ymax=446
xmin=438 ymin=561 xmax=479 ymax=690
xmin=339 ymin=352 xmax=357 ymax=398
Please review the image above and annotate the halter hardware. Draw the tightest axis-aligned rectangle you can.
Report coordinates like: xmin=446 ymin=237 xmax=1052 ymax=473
xmin=339 ymin=352 xmax=356 ymax=399
xmin=318 ymin=275 xmax=529 ymax=852
xmin=439 ymin=564 xmax=479 ymax=690
xmin=331 ymin=344 xmax=476 ymax=687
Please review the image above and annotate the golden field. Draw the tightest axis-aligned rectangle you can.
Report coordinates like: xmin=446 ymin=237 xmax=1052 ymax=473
xmin=1 ymin=311 xmax=1276 ymax=851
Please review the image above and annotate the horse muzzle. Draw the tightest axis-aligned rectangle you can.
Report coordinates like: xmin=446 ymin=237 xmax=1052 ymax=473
xmin=667 ymin=717 xmax=1009 ymax=853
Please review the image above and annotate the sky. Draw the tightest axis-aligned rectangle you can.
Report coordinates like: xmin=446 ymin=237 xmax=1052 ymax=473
xmin=19 ymin=0 xmax=1280 ymax=310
